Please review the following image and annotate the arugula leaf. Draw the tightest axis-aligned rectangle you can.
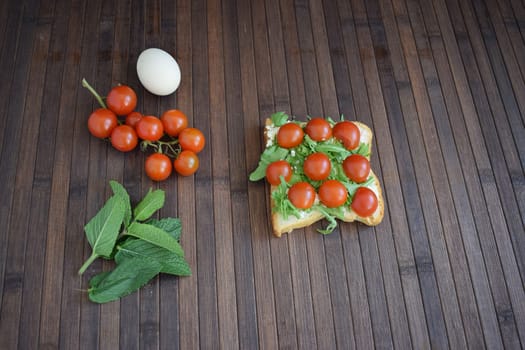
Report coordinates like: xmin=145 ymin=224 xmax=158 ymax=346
xmin=110 ymin=180 xmax=132 ymax=227
xmin=133 ymin=188 xmax=165 ymax=221
xmin=271 ymin=111 xmax=289 ymax=126
xmin=313 ymin=205 xmax=346 ymax=234
xmin=78 ymin=195 xmax=126 ymax=274
xmin=272 ymin=177 xmax=303 ymax=220
xmin=88 ymin=257 xmax=162 ymax=303
xmin=126 ymin=222 xmax=185 ymax=256
xmin=116 ymin=238 xmax=191 ymax=276
xmin=249 ymin=145 xmax=289 ymax=181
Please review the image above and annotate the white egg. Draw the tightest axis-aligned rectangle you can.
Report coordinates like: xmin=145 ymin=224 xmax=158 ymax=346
xmin=136 ymin=48 xmax=181 ymax=96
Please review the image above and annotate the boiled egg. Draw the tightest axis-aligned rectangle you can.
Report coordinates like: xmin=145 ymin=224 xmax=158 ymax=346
xmin=136 ymin=48 xmax=181 ymax=96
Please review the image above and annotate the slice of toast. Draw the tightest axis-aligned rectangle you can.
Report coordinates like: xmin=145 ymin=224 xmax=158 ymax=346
xmin=264 ymin=118 xmax=384 ymax=237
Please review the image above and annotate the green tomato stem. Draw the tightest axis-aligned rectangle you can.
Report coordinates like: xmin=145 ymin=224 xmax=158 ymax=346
xmin=82 ymin=78 xmax=107 ymax=109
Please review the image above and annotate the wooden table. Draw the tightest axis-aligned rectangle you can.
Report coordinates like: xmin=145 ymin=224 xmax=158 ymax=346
xmin=1 ymin=0 xmax=524 ymax=348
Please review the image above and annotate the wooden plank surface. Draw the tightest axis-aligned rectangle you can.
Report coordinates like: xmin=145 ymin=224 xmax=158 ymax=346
xmin=0 ymin=0 xmax=524 ymax=349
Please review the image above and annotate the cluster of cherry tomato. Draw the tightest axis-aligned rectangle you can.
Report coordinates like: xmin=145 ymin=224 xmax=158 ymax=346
xmin=83 ymin=79 xmax=205 ymax=181
xmin=266 ymin=118 xmax=378 ymax=218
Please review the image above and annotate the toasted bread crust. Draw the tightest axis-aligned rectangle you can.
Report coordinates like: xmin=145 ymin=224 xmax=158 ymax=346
xmin=265 ymin=118 xmax=384 ymax=236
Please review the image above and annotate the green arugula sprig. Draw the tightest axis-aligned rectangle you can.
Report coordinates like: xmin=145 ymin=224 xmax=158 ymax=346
xmin=78 ymin=181 xmax=190 ymax=303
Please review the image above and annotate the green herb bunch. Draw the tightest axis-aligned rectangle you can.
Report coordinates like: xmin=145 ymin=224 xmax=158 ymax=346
xmin=78 ymin=181 xmax=191 ymax=303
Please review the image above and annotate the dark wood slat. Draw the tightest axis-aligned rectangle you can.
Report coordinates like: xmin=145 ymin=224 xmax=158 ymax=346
xmin=38 ymin=0 xmax=86 ymax=348
xmin=207 ymin=0 xmax=241 ymax=348
xmin=406 ymin=1 xmax=523 ymax=348
xmin=249 ymin=0 xmax=281 ymax=348
xmin=442 ymin=0 xmax=525 ymax=286
xmin=0 ymin=0 xmax=42 ymax=348
xmin=174 ymin=0 xmax=200 ymax=348
xmin=157 ymin=1 xmax=182 ymax=349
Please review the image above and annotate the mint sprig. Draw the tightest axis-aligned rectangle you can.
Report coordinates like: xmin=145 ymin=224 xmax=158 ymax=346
xmin=78 ymin=181 xmax=191 ymax=303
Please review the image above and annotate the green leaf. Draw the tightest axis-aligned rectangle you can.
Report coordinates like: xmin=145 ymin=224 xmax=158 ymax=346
xmin=84 ymin=195 xmax=126 ymax=257
xmin=146 ymin=217 xmax=182 ymax=241
xmin=270 ymin=111 xmax=289 ymax=126
xmin=89 ymin=271 xmax=111 ymax=288
xmin=133 ymin=188 xmax=165 ymax=221
xmin=313 ymin=205 xmax=345 ymax=234
xmin=88 ymin=257 xmax=162 ymax=303
xmin=110 ymin=180 xmax=132 ymax=227
xmin=116 ymin=238 xmax=191 ymax=276
xmin=126 ymin=222 xmax=184 ymax=256
xmin=249 ymin=145 xmax=289 ymax=181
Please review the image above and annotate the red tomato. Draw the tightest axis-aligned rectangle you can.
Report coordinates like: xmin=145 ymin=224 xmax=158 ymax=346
xmin=178 ymin=127 xmax=206 ymax=153
xmin=276 ymin=123 xmax=304 ymax=148
xmin=161 ymin=109 xmax=188 ymax=137
xmin=174 ymin=150 xmax=199 ymax=176
xmin=318 ymin=180 xmax=348 ymax=208
xmin=303 ymin=152 xmax=331 ymax=181
xmin=125 ymin=111 xmax=143 ymax=128
xmin=343 ymin=154 xmax=370 ymax=183
xmin=288 ymin=182 xmax=316 ymax=209
xmin=87 ymin=108 xmax=118 ymax=139
xmin=110 ymin=125 xmax=138 ymax=152
xmin=305 ymin=118 xmax=332 ymax=141
xmin=333 ymin=121 xmax=360 ymax=150
xmin=106 ymin=85 xmax=137 ymax=116
xmin=351 ymin=187 xmax=378 ymax=217
xmin=145 ymin=153 xmax=172 ymax=181
xmin=136 ymin=116 xmax=164 ymax=141
xmin=266 ymin=160 xmax=292 ymax=186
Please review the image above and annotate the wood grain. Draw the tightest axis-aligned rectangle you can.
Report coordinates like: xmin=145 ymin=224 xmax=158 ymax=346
xmin=0 ymin=0 xmax=524 ymax=348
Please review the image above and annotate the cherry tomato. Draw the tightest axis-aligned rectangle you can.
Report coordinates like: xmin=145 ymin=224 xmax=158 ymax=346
xmin=288 ymin=181 xmax=316 ymax=209
xmin=161 ymin=109 xmax=188 ymax=137
xmin=318 ymin=180 xmax=348 ymax=208
xmin=110 ymin=125 xmax=138 ymax=152
xmin=265 ymin=160 xmax=293 ymax=186
xmin=333 ymin=121 xmax=360 ymax=150
xmin=136 ymin=116 xmax=164 ymax=141
xmin=106 ymin=85 xmax=137 ymax=116
xmin=174 ymin=150 xmax=200 ymax=176
xmin=276 ymin=123 xmax=304 ymax=148
xmin=87 ymin=108 xmax=118 ymax=139
xmin=343 ymin=154 xmax=370 ymax=183
xmin=303 ymin=152 xmax=331 ymax=181
xmin=351 ymin=187 xmax=378 ymax=217
xmin=145 ymin=153 xmax=172 ymax=181
xmin=125 ymin=111 xmax=143 ymax=128
xmin=305 ymin=118 xmax=332 ymax=141
xmin=179 ymin=127 xmax=206 ymax=153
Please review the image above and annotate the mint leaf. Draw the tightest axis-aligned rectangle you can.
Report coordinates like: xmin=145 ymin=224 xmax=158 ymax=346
xmin=126 ymin=222 xmax=184 ymax=256
xmin=79 ymin=195 xmax=126 ymax=274
xmin=249 ymin=145 xmax=289 ymax=181
xmin=133 ymin=188 xmax=165 ymax=221
xmin=271 ymin=111 xmax=289 ymax=126
xmin=116 ymin=238 xmax=191 ymax=276
xmin=110 ymin=180 xmax=132 ymax=227
xmin=147 ymin=217 xmax=182 ymax=241
xmin=88 ymin=257 xmax=162 ymax=303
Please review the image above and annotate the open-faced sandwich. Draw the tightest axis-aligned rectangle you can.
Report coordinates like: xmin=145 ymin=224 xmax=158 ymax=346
xmin=249 ymin=112 xmax=384 ymax=237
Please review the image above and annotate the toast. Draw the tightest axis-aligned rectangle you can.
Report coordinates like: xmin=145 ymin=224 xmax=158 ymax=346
xmin=252 ymin=115 xmax=384 ymax=237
